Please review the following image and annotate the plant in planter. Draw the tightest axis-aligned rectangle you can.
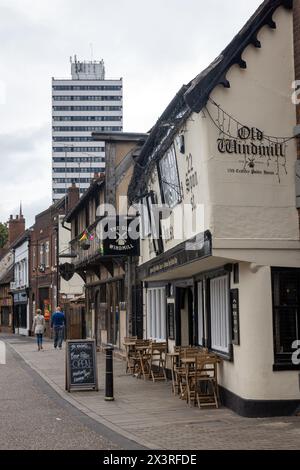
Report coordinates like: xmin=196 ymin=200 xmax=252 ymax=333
xmin=81 ymin=240 xmax=91 ymax=250
xmin=79 ymin=231 xmax=91 ymax=250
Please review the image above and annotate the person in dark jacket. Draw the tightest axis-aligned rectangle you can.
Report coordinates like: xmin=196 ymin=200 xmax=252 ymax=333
xmin=51 ymin=306 xmax=66 ymax=349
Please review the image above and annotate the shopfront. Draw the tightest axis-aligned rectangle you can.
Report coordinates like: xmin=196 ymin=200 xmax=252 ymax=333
xmin=139 ymin=232 xmax=236 ymax=354
xmin=90 ymin=276 xmax=125 ymax=349
xmin=13 ymin=291 xmax=29 ymax=336
xmin=0 ymin=301 xmax=13 ymax=333
xmin=140 ymin=236 xmax=300 ymax=416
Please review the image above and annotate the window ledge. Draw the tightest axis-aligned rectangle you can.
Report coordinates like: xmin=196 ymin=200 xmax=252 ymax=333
xmin=210 ymin=348 xmax=233 ymax=362
xmin=273 ymin=363 xmax=300 ymax=372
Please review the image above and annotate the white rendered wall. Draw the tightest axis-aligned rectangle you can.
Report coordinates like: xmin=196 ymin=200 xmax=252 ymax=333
xmin=206 ymin=7 xmax=298 ymax=243
xmin=58 ymin=216 xmax=84 ymax=297
xmin=218 ymin=263 xmax=300 ymax=400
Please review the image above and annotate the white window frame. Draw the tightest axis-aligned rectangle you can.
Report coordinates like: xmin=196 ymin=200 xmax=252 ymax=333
xmin=40 ymin=243 xmax=45 ymax=266
xmin=197 ymin=281 xmax=204 ymax=346
xmin=146 ymin=287 xmax=166 ymax=341
xmin=45 ymin=241 xmax=50 ymax=268
xmin=141 ymin=196 xmax=151 ymax=238
xmin=210 ymin=275 xmax=230 ymax=354
xmin=159 ymin=145 xmax=181 ymax=209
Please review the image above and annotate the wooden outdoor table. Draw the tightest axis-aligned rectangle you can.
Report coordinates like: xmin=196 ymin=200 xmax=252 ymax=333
xmin=181 ymin=358 xmax=196 ymax=364
xmin=123 ymin=341 xmax=137 ymax=374
xmin=135 ymin=345 xmax=151 ymax=379
xmin=180 ymin=357 xmax=197 ymax=401
xmin=167 ymin=352 xmax=180 ymax=394
xmin=181 ymin=355 xmax=222 ymax=405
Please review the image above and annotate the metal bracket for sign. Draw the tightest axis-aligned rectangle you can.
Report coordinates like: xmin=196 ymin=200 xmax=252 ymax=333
xmin=66 ymin=339 xmax=99 ymax=393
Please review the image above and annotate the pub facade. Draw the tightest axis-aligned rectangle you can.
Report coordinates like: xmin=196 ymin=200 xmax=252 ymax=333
xmin=65 ymin=132 xmax=147 ymax=349
xmin=128 ymin=0 xmax=300 ymax=416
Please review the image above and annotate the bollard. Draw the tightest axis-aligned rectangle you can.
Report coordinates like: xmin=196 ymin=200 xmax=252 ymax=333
xmin=105 ymin=346 xmax=114 ymax=401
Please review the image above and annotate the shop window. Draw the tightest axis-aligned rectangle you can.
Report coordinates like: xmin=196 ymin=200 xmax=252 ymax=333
xmin=272 ymin=268 xmax=300 ymax=367
xmin=209 ymin=275 xmax=230 ymax=354
xmin=147 ymin=288 xmax=166 ymax=340
xmin=1 ymin=307 xmax=10 ymax=327
xmin=14 ymin=305 xmax=27 ymax=329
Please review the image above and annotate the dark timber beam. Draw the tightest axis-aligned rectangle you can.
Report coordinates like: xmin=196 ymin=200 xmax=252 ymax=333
xmin=100 ymin=260 xmax=114 ymax=277
xmin=219 ymin=76 xmax=230 ymax=88
xmin=251 ymin=36 xmax=261 ymax=48
xmin=237 ymin=58 xmax=247 ymax=69
xmin=267 ymin=17 xmax=276 ymax=29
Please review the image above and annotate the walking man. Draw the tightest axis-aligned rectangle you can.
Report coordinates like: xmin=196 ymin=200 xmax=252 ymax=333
xmin=51 ymin=306 xmax=65 ymax=350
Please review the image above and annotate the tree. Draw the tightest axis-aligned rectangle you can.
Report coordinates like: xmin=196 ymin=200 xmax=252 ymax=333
xmin=0 ymin=222 xmax=8 ymax=248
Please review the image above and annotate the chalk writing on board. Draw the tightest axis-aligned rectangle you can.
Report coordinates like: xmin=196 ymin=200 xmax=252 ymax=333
xmin=66 ymin=340 xmax=98 ymax=391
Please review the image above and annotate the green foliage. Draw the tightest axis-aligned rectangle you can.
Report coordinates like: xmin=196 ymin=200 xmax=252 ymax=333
xmin=0 ymin=222 xmax=8 ymax=248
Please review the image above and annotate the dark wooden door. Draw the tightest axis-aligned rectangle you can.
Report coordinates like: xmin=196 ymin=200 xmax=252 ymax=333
xmin=67 ymin=306 xmax=82 ymax=339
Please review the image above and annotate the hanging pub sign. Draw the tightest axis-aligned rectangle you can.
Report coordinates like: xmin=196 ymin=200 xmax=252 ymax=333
xmin=59 ymin=263 xmax=75 ymax=281
xmin=102 ymin=216 xmax=140 ymax=257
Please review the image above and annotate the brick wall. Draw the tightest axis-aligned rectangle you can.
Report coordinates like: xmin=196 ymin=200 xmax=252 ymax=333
xmin=67 ymin=183 xmax=80 ymax=213
xmin=8 ymin=215 xmax=25 ymax=246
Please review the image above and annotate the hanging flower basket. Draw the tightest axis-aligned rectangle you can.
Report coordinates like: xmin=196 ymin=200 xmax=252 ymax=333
xmin=80 ymin=240 xmax=91 ymax=251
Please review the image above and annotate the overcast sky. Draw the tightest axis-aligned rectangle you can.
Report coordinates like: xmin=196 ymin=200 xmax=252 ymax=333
xmin=0 ymin=0 xmax=262 ymax=227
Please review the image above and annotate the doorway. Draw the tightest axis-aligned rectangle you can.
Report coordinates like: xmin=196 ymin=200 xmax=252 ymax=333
xmin=176 ymin=286 xmax=194 ymax=346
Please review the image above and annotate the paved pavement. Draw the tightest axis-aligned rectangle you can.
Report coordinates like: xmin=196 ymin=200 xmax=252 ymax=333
xmin=0 ymin=338 xmax=142 ymax=450
xmin=2 ymin=334 xmax=300 ymax=450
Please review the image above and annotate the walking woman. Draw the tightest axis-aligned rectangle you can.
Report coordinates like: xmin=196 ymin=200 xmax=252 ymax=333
xmin=32 ymin=309 xmax=46 ymax=351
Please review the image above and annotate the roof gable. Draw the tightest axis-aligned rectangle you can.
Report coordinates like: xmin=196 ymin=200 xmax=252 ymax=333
xmin=185 ymin=0 xmax=293 ymax=112
xmin=128 ymin=0 xmax=293 ymax=202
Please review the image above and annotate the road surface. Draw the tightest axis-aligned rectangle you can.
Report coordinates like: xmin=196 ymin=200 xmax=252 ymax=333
xmin=0 ymin=339 xmax=139 ymax=450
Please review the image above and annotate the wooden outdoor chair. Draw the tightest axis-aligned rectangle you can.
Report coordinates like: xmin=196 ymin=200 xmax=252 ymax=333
xmin=175 ymin=348 xmax=198 ymax=399
xmin=132 ymin=339 xmax=151 ymax=379
xmin=193 ymin=355 xmax=219 ymax=409
xmin=148 ymin=342 xmax=167 ymax=382
xmin=124 ymin=337 xmax=137 ymax=374
xmin=170 ymin=346 xmax=181 ymax=395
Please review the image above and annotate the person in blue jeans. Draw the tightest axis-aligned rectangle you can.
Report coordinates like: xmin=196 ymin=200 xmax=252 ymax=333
xmin=51 ymin=306 xmax=66 ymax=349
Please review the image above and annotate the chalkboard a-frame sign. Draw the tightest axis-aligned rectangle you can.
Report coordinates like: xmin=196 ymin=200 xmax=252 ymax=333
xmin=66 ymin=340 xmax=98 ymax=392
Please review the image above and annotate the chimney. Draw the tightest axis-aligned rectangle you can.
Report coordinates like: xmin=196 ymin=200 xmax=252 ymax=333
xmin=8 ymin=213 xmax=25 ymax=246
xmin=67 ymin=183 xmax=80 ymax=212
